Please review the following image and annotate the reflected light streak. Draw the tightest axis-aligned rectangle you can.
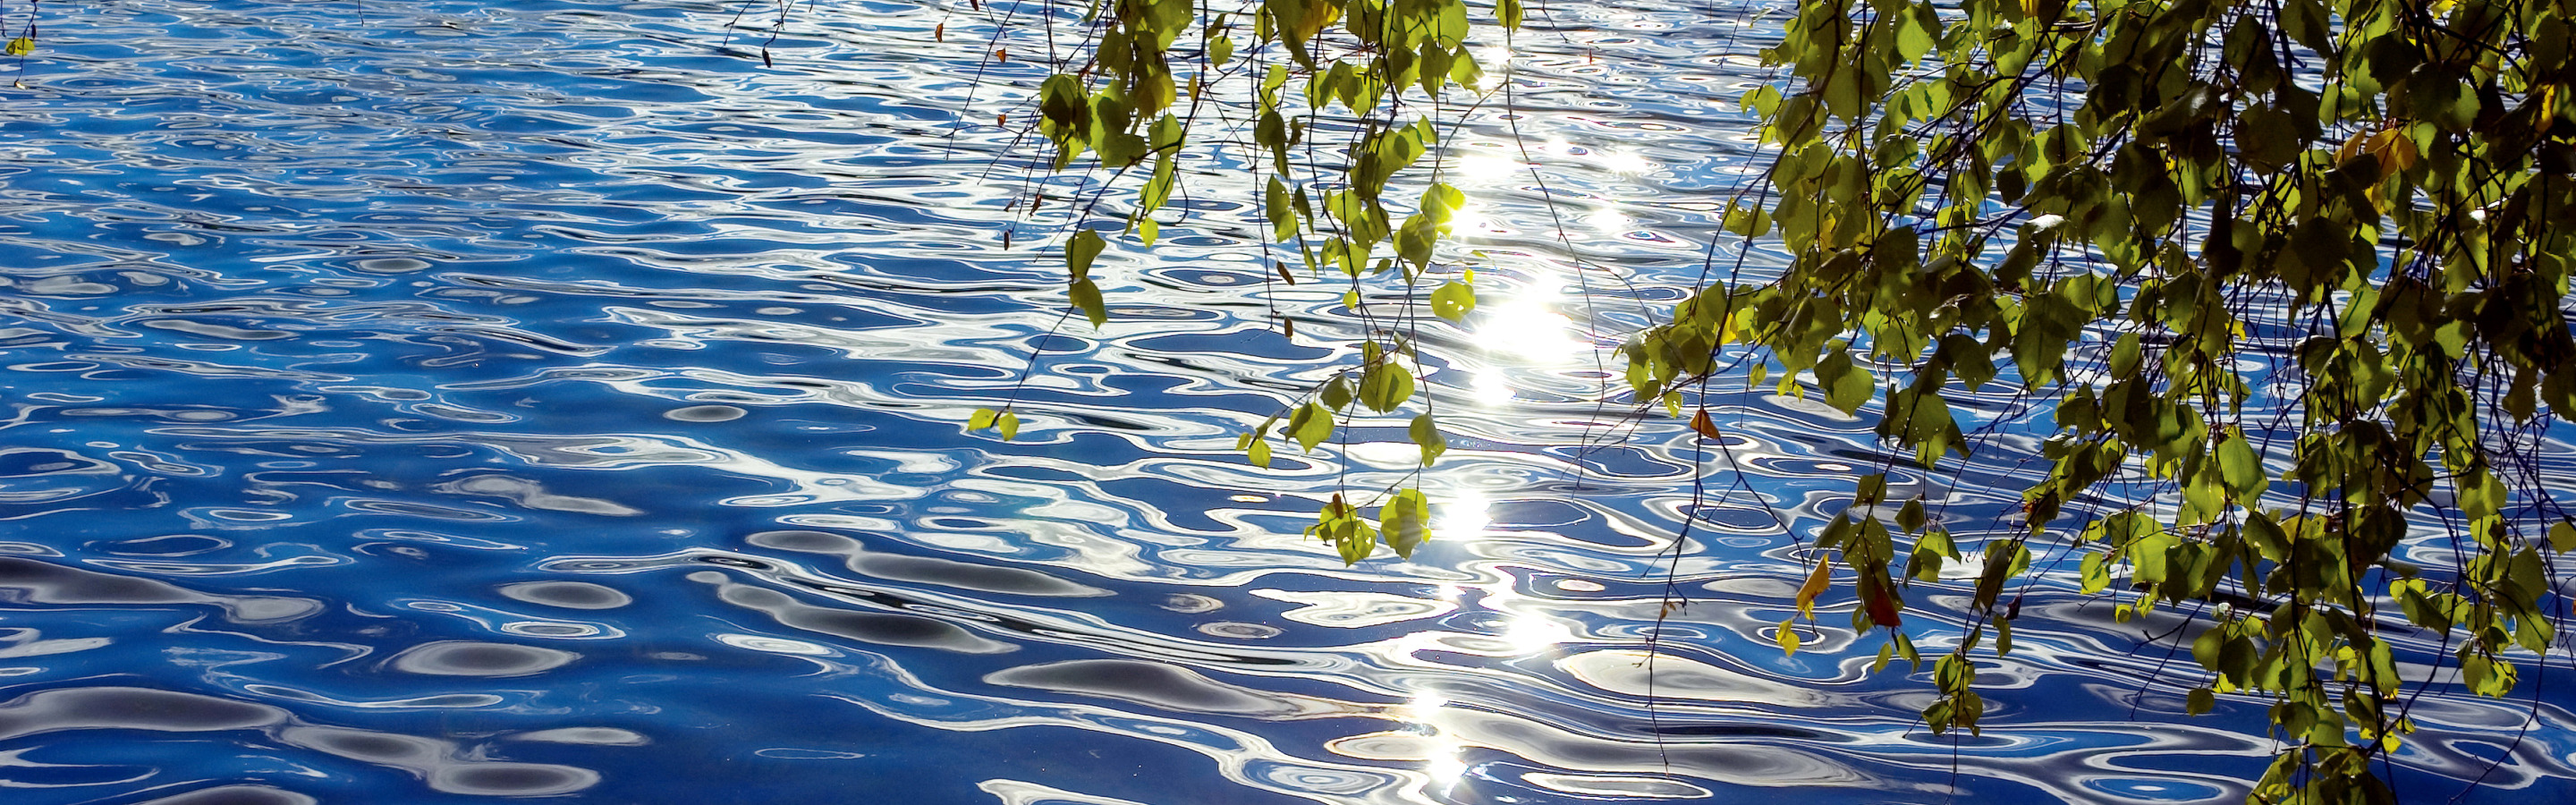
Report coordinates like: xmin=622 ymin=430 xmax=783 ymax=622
xmin=1476 ymin=283 xmax=1583 ymax=362
xmin=1597 ymin=149 xmax=1653 ymax=175
xmin=1473 ymin=44 xmax=1511 ymax=84
xmin=1424 ymin=747 xmax=1468 ymax=794
xmin=1586 ymin=207 xmax=1631 ymax=235
xmin=1450 ymin=201 xmax=1488 ymax=234
xmin=1453 ymin=155 xmax=1520 ymax=184
xmin=1407 ymin=691 xmax=1446 ymax=718
xmin=1435 ymin=493 xmax=1490 ymax=541
xmin=1499 ymin=609 xmax=1572 ymax=655
xmin=1407 ymin=691 xmax=1467 ymax=794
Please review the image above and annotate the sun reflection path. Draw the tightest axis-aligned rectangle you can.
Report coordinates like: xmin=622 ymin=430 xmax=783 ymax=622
xmin=1473 ymin=280 xmax=1584 ymax=363
xmin=1432 ymin=493 xmax=1489 ymax=544
xmin=1455 ymin=276 xmax=1588 ymax=409
xmin=1406 ymin=691 xmax=1469 ymax=795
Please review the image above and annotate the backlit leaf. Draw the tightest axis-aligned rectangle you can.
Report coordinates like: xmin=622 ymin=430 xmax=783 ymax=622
xmin=1066 ymin=229 xmax=1105 ymax=281
xmin=1409 ymin=413 xmax=1447 ymax=464
xmin=1431 ymin=281 xmax=1476 ymax=322
xmin=1069 ymin=278 xmax=1107 ymax=328
xmin=1383 ymin=488 xmax=1429 ymax=558
xmin=1289 ymin=402 xmax=1332 ymax=452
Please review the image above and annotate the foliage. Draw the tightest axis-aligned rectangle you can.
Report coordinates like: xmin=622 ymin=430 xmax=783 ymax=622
xmin=1648 ymin=1 xmax=2576 ymax=801
xmin=975 ymin=0 xmax=2576 ymax=801
xmin=968 ymin=0 xmax=1489 ymax=565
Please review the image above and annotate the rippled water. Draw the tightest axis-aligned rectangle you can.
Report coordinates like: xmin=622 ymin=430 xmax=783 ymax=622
xmin=3 ymin=1 xmax=2572 ymax=803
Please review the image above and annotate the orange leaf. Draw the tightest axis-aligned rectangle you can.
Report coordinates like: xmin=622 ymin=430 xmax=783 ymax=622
xmin=1690 ymin=408 xmax=1721 ymax=439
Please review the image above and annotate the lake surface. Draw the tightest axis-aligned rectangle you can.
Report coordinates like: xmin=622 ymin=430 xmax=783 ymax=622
xmin=3 ymin=1 xmax=2572 ymax=803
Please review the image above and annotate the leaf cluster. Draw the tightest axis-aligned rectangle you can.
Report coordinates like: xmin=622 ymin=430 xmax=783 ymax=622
xmin=1639 ymin=0 xmax=2576 ymax=799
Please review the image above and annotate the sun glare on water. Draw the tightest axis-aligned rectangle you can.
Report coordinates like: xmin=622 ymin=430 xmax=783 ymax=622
xmin=1434 ymin=493 xmax=1490 ymax=541
xmin=1476 ymin=280 xmax=1583 ymax=362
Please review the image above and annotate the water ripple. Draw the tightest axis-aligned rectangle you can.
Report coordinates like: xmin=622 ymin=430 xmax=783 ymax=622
xmin=0 ymin=0 xmax=2567 ymax=802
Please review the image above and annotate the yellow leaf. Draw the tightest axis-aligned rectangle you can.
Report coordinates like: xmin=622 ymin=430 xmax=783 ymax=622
xmin=1775 ymin=618 xmax=1801 ymax=656
xmin=1794 ymin=557 xmax=1833 ymax=618
xmin=2367 ymin=129 xmax=2417 ymax=176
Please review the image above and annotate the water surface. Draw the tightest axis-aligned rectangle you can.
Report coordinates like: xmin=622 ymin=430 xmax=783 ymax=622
xmin=2 ymin=1 xmax=2572 ymax=804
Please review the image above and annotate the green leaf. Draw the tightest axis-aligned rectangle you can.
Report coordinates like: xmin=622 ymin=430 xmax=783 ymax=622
xmin=1820 ymin=67 xmax=1862 ymax=123
xmin=1379 ymin=362 xmax=1415 ymax=411
xmin=1336 ymin=521 xmax=1377 ymax=564
xmin=1431 ymin=281 xmax=1476 ymax=322
xmin=2187 ymin=687 xmax=2216 ymax=716
xmin=1972 ymin=540 xmax=2026 ymax=613
xmin=1140 ymin=155 xmax=1177 ymax=212
xmin=1894 ymin=6 xmax=1936 ymax=63
xmin=1854 ymin=473 xmax=1888 ymax=506
xmin=1383 ymin=488 xmax=1430 ymax=558
xmin=1322 ymin=375 xmax=1353 ymax=410
xmin=1066 ymin=229 xmax=1105 ymax=281
xmin=1288 ymin=402 xmax=1333 ymax=452
xmin=1942 ymin=335 xmax=1996 ymax=391
xmin=2079 ymin=551 xmax=2112 ymax=594
xmin=1069 ymin=278 xmax=1107 ymax=328
xmin=1248 ymin=438 xmax=1272 ymax=468
xmin=1409 ymin=413 xmax=1448 ymax=464
xmin=1265 ymin=177 xmax=1296 ymax=240
xmin=1816 ymin=349 xmax=1874 ymax=414
xmin=1908 ymin=529 xmax=1957 ymax=582
xmin=2216 ymin=433 xmax=2265 ymax=499
xmin=1723 ymin=202 xmax=1772 ymax=237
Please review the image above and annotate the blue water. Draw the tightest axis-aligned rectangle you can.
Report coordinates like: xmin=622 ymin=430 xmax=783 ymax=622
xmin=3 ymin=1 xmax=2572 ymax=803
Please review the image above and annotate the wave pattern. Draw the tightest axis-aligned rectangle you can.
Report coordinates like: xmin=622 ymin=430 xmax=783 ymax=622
xmin=0 ymin=1 xmax=2570 ymax=803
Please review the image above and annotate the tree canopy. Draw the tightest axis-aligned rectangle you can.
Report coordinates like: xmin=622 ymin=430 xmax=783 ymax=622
xmin=964 ymin=0 xmax=2576 ymax=801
